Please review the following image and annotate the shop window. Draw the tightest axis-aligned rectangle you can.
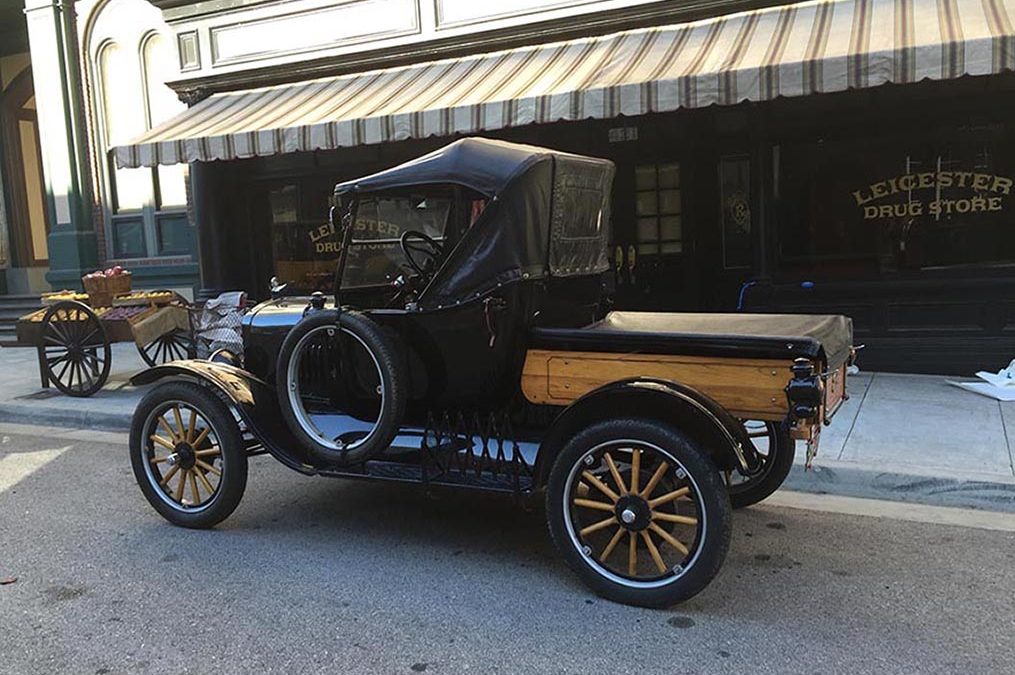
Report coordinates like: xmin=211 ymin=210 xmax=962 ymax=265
xmin=112 ymin=219 xmax=147 ymax=258
xmin=156 ymin=214 xmax=191 ymax=255
xmin=269 ymin=184 xmax=340 ymax=293
xmin=634 ymin=163 xmax=682 ymax=255
xmin=91 ymin=8 xmax=190 ymax=261
xmin=775 ymin=122 xmax=1015 ymax=279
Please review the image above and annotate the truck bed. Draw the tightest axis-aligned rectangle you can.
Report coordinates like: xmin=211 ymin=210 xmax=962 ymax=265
xmin=522 ymin=311 xmax=853 ymax=421
xmin=530 ymin=311 xmax=853 ymax=368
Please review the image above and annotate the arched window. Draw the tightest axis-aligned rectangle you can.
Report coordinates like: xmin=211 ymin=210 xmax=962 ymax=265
xmin=141 ymin=32 xmax=190 ymax=255
xmin=88 ymin=0 xmax=191 ymax=261
xmin=142 ymin=33 xmax=187 ymax=210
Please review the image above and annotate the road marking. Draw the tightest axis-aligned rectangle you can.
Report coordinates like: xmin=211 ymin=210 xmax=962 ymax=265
xmin=0 ymin=446 xmax=71 ymax=494
xmin=768 ymin=490 xmax=1015 ymax=533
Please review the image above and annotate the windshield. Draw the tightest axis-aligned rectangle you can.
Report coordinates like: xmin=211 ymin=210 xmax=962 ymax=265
xmin=342 ymin=195 xmax=452 ymax=288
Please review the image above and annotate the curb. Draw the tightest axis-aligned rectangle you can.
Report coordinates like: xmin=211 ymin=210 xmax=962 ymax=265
xmin=0 ymin=403 xmax=131 ymax=433
xmin=2 ymin=402 xmax=1014 ymax=514
xmin=784 ymin=462 xmax=1015 ymax=514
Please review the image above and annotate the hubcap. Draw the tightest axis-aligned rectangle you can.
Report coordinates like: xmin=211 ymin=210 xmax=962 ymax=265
xmin=173 ymin=442 xmax=196 ymax=470
xmin=614 ymin=494 xmax=652 ymax=531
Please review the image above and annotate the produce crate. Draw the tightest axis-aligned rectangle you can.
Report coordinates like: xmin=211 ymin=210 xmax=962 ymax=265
xmin=113 ymin=290 xmax=179 ymax=307
xmin=129 ymin=305 xmax=190 ymax=347
xmin=82 ymin=272 xmax=132 ymax=307
xmin=41 ymin=290 xmax=89 ymax=306
xmin=104 ymin=305 xmax=155 ymax=342
xmin=15 ymin=308 xmax=48 ymax=343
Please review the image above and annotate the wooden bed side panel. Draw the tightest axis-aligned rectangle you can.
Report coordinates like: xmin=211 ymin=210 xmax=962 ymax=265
xmin=521 ymin=349 xmax=793 ymax=419
xmin=825 ymin=363 xmax=847 ymax=414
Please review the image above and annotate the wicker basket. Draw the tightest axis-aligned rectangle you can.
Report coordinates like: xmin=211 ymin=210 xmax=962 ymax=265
xmin=82 ymin=272 xmax=132 ymax=307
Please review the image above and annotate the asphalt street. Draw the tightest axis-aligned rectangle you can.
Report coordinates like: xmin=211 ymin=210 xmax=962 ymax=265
xmin=1 ymin=424 xmax=1013 ymax=675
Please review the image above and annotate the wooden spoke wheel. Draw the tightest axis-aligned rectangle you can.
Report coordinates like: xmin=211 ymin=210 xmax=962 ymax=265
xmin=130 ymin=381 xmax=247 ymax=529
xmin=546 ymin=419 xmax=731 ymax=607
xmin=137 ymin=328 xmax=196 ymax=367
xmin=39 ymin=300 xmax=111 ymax=397
xmin=728 ymin=420 xmax=795 ymax=509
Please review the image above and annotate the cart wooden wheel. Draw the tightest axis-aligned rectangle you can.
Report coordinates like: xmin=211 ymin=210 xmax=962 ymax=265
xmin=39 ymin=300 xmax=112 ymax=397
xmin=137 ymin=329 xmax=196 ymax=367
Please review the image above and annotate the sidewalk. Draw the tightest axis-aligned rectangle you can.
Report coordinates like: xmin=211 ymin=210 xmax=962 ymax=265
xmin=0 ymin=344 xmax=1013 ymax=510
xmin=0 ymin=343 xmax=146 ymax=431
xmin=785 ymin=371 xmax=1015 ymax=512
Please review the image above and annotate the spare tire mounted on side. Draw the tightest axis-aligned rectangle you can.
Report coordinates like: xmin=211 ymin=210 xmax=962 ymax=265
xmin=276 ymin=309 xmax=407 ymax=465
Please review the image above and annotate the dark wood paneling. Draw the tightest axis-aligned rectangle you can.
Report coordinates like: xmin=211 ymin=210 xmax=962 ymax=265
xmin=747 ymin=276 xmax=1015 ymax=375
xmin=886 ymin=302 xmax=985 ymax=333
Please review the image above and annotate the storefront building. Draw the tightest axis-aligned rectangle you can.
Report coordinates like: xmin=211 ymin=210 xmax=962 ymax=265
xmin=26 ymin=0 xmax=1015 ymax=375
xmin=0 ymin=2 xmax=50 ymax=296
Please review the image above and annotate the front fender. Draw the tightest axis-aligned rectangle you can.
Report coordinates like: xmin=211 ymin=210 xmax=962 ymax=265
xmin=131 ymin=361 xmax=315 ymax=475
xmin=534 ymin=378 xmax=761 ymax=486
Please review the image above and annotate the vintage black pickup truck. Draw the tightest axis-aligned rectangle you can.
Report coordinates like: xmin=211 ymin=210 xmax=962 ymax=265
xmin=128 ymin=138 xmax=854 ymax=607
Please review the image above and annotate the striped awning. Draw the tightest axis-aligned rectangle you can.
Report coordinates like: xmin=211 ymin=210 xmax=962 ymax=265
xmin=115 ymin=0 xmax=1015 ymax=168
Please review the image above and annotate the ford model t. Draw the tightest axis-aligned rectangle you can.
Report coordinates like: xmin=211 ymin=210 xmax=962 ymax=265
xmin=129 ymin=138 xmax=853 ymax=607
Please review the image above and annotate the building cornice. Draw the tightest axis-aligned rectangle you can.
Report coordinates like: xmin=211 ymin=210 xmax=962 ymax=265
xmin=169 ymin=0 xmax=781 ymax=103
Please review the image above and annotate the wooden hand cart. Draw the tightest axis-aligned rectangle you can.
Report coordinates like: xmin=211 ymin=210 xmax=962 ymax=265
xmin=14 ymin=291 xmax=197 ymax=397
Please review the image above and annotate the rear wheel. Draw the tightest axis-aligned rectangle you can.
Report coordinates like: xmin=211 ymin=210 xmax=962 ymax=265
xmin=728 ymin=421 xmax=795 ymax=509
xmin=129 ymin=381 xmax=247 ymax=529
xmin=546 ymin=418 xmax=731 ymax=607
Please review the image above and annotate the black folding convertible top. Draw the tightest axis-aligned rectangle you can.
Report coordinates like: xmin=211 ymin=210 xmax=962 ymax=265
xmin=532 ymin=312 xmax=854 ymax=368
xmin=334 ymin=137 xmax=553 ymax=198
xmin=335 ymin=137 xmax=615 ymax=309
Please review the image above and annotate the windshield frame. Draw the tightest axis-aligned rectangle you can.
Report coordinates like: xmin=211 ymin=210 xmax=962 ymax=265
xmin=336 ymin=188 xmax=457 ymax=293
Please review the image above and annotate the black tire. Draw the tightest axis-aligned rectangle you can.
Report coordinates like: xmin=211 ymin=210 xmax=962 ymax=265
xmin=545 ymin=418 xmax=732 ymax=608
xmin=728 ymin=421 xmax=795 ymax=509
xmin=276 ymin=309 xmax=407 ymax=465
xmin=129 ymin=381 xmax=247 ymax=529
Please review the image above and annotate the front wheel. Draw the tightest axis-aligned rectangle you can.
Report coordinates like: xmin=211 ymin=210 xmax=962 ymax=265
xmin=129 ymin=381 xmax=247 ymax=529
xmin=546 ymin=418 xmax=732 ymax=608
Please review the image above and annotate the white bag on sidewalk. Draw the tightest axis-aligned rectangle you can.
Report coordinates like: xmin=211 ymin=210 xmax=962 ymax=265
xmin=947 ymin=358 xmax=1015 ymax=401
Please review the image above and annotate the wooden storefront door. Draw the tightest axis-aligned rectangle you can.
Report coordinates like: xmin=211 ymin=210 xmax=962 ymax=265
xmin=0 ymin=66 xmax=49 ymax=273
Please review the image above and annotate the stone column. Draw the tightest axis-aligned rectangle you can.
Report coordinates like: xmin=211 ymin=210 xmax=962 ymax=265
xmin=24 ymin=0 xmax=97 ymax=287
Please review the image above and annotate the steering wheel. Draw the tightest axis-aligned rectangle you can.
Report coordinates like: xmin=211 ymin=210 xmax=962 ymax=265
xmin=399 ymin=230 xmax=444 ymax=280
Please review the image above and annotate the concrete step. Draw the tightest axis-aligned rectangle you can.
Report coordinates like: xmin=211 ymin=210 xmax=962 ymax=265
xmin=0 ymin=295 xmax=40 ymax=348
